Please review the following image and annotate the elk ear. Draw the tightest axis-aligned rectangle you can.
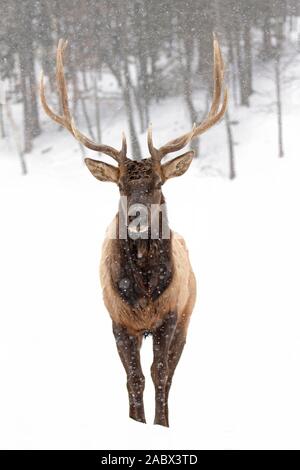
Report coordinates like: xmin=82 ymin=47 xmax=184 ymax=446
xmin=161 ymin=151 xmax=194 ymax=181
xmin=84 ymin=158 xmax=119 ymax=183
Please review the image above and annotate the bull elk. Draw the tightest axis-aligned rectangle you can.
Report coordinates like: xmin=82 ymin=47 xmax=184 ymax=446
xmin=40 ymin=37 xmax=227 ymax=427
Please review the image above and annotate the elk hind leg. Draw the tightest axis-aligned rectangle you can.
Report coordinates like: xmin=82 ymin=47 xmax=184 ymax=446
xmin=113 ymin=322 xmax=146 ymax=423
xmin=165 ymin=321 xmax=188 ymax=425
xmin=151 ymin=311 xmax=177 ymax=427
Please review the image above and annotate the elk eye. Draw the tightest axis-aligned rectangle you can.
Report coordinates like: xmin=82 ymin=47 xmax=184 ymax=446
xmin=155 ymin=181 xmax=162 ymax=190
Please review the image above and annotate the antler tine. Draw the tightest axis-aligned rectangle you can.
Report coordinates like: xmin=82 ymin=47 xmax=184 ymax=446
xmin=147 ymin=122 xmax=196 ymax=162
xmin=40 ymin=39 xmax=126 ymax=164
xmin=68 ymin=118 xmax=119 ymax=157
xmin=147 ymin=123 xmax=159 ymax=161
xmin=56 ymin=39 xmax=72 ymax=128
xmin=70 ymin=118 xmax=127 ymax=162
xmin=40 ymin=70 xmax=65 ymax=128
xmin=121 ymin=132 xmax=127 ymax=158
xmin=149 ymin=36 xmax=228 ymax=161
xmin=206 ymin=34 xmax=224 ymax=119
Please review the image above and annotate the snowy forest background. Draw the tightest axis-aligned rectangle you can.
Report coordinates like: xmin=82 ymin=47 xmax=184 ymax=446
xmin=1 ymin=0 xmax=300 ymax=450
xmin=1 ymin=0 xmax=300 ymax=175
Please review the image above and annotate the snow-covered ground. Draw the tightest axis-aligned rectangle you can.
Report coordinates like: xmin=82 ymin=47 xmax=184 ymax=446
xmin=1 ymin=60 xmax=300 ymax=449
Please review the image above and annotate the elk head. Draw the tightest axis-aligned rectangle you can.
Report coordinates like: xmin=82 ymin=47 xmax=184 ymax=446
xmin=40 ymin=37 xmax=227 ymax=237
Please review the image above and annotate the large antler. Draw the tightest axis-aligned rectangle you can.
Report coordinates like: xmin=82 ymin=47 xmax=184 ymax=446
xmin=148 ymin=35 xmax=228 ymax=162
xmin=40 ymin=39 xmax=127 ymax=163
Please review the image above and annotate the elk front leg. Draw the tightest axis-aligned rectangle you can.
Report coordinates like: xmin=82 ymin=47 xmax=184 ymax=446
xmin=113 ymin=323 xmax=146 ymax=423
xmin=165 ymin=322 xmax=187 ymax=425
xmin=151 ymin=311 xmax=177 ymax=427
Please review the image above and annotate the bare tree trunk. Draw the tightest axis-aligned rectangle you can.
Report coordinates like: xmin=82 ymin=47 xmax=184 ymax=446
xmin=275 ymin=17 xmax=284 ymax=158
xmin=144 ymin=0 xmax=157 ymax=105
xmin=263 ymin=16 xmax=272 ymax=58
xmin=123 ymin=82 xmax=141 ymax=159
xmin=80 ymin=93 xmax=96 ymax=140
xmin=71 ymin=68 xmax=79 ymax=118
xmin=225 ymin=112 xmax=236 ymax=179
xmin=118 ymin=5 xmax=141 ymax=159
xmin=28 ymin=50 xmax=41 ymax=138
xmin=93 ymin=73 xmax=101 ymax=142
xmin=235 ymin=27 xmax=249 ymax=106
xmin=131 ymin=82 xmax=146 ymax=133
xmin=143 ymin=62 xmax=150 ymax=127
xmin=140 ymin=55 xmax=150 ymax=129
xmin=275 ymin=57 xmax=284 ymax=158
xmin=105 ymin=59 xmax=141 ymax=158
xmin=134 ymin=6 xmax=150 ymax=133
xmin=243 ymin=21 xmax=253 ymax=99
xmin=15 ymin=0 xmax=41 ymax=150
xmin=81 ymin=69 xmax=88 ymax=92
xmin=226 ymin=28 xmax=238 ymax=107
xmin=214 ymin=0 xmax=236 ymax=178
xmin=150 ymin=52 xmax=158 ymax=103
xmin=0 ymin=103 xmax=6 ymax=138
xmin=19 ymin=60 xmax=32 ymax=154
xmin=182 ymin=37 xmax=199 ymax=157
xmin=6 ymin=99 xmax=27 ymax=175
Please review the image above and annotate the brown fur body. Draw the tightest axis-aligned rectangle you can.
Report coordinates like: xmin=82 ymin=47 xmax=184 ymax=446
xmin=100 ymin=217 xmax=196 ymax=336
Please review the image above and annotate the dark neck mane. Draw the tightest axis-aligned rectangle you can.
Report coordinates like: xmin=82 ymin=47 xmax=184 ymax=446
xmin=111 ymin=210 xmax=173 ymax=308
